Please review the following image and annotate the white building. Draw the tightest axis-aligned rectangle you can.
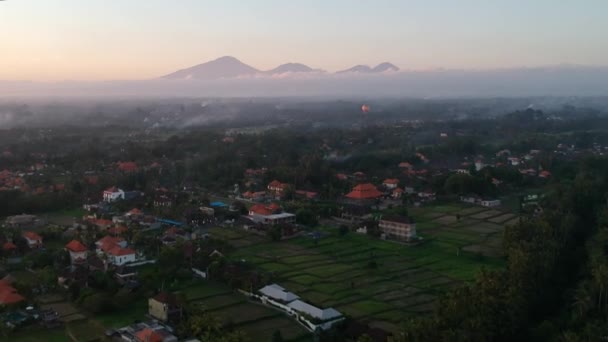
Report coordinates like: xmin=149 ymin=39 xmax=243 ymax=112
xmin=480 ymin=199 xmax=501 ymax=207
xmin=287 ymin=300 xmax=343 ymax=322
xmin=106 ymin=247 xmax=137 ymax=266
xmin=259 ymin=284 xmax=300 ymax=302
xmin=103 ymin=187 xmax=125 ymax=202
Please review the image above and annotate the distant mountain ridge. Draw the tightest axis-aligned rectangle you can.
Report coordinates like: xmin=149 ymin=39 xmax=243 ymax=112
xmin=264 ymin=63 xmax=324 ymax=74
xmin=162 ymin=56 xmax=259 ymax=80
xmin=161 ymin=56 xmax=398 ymax=80
xmin=337 ymin=62 xmax=400 ymax=74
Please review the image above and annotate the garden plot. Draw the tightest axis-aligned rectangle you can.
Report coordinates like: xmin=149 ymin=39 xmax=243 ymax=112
xmin=210 ymin=303 xmax=279 ymax=325
xmin=460 ymin=222 xmax=504 ymax=234
xmin=238 ymin=316 xmax=308 ymax=341
xmin=488 ymin=213 xmax=517 ymax=224
xmin=471 ymin=209 xmax=503 ymax=219
xmin=432 ymin=215 xmax=460 ymax=225
xmin=459 ymin=206 xmax=489 ymax=216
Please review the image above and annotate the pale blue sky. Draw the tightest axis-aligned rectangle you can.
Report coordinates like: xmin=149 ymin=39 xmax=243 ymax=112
xmin=1 ymin=0 xmax=607 ymax=80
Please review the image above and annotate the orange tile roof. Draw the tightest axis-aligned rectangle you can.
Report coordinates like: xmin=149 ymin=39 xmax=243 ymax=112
xmin=107 ymin=246 xmax=136 ymax=257
xmin=65 ymin=240 xmax=87 ymax=253
xmin=2 ymin=242 xmax=17 ymax=250
xmin=117 ymin=161 xmax=138 ymax=172
xmin=135 ymin=328 xmax=163 ymax=342
xmin=345 ymin=183 xmax=383 ymax=200
xmin=23 ymin=231 xmax=42 ymax=241
xmin=0 ymin=289 xmax=24 ymax=305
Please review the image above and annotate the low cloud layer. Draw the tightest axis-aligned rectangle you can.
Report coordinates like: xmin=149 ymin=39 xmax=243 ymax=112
xmin=2 ymin=66 xmax=608 ymax=98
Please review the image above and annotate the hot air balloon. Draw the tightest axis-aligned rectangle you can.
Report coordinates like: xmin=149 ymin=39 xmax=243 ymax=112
xmin=361 ymin=104 xmax=371 ymax=113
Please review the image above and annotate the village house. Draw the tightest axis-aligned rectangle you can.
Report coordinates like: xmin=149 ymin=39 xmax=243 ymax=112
xmin=103 ymin=187 xmax=125 ymax=202
xmin=22 ymin=231 xmax=43 ymax=249
xmin=247 ymin=203 xmax=296 ymax=226
xmin=255 ymin=283 xmax=344 ymax=331
xmin=344 ymin=183 xmax=383 ymax=204
xmin=267 ymin=180 xmax=290 ymax=198
xmin=106 ymin=246 xmax=137 ymax=266
xmin=65 ymin=240 xmax=88 ymax=265
xmin=115 ymin=321 xmax=178 ymax=342
xmin=480 ymin=199 xmax=502 ymax=207
xmin=117 ymin=161 xmax=138 ymax=173
xmin=148 ymin=292 xmax=183 ymax=323
xmin=242 ymin=190 xmax=267 ymax=201
xmin=378 ymin=215 xmax=417 ymax=241
xmin=382 ymin=178 xmax=399 ymax=189
xmin=295 ymin=190 xmax=319 ymax=200
xmin=391 ymin=187 xmax=404 ymax=199
xmin=259 ymin=284 xmax=300 ymax=303
xmin=0 ymin=278 xmax=25 ymax=306
xmin=398 ymin=162 xmax=412 ymax=169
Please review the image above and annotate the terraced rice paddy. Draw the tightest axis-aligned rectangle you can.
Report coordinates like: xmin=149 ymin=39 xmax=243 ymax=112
xmin=179 ymin=282 xmax=310 ymax=341
xmin=208 ymin=203 xmax=513 ymax=332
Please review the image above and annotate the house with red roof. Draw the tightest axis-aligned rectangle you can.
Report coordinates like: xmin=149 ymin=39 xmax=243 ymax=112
xmin=295 ymin=190 xmax=319 ymax=200
xmin=0 ymin=279 xmax=25 ymax=306
xmin=103 ymin=186 xmax=125 ymax=202
xmin=65 ymin=240 xmax=88 ymax=264
xmin=108 ymin=225 xmax=128 ymax=236
xmin=106 ymin=246 xmax=137 ymax=266
xmin=398 ymin=162 xmax=412 ymax=169
xmin=2 ymin=241 xmax=17 ymax=253
xmin=23 ymin=231 xmax=43 ymax=249
xmin=248 ymin=203 xmax=296 ymax=226
xmin=149 ymin=292 xmax=182 ymax=323
xmin=117 ymin=161 xmax=138 ymax=173
xmin=382 ymin=178 xmax=399 ymax=189
xmin=267 ymin=180 xmax=290 ymax=198
xmin=345 ymin=183 xmax=383 ymax=203
xmin=391 ymin=187 xmax=404 ymax=199
xmin=134 ymin=328 xmax=164 ymax=342
xmin=539 ymin=170 xmax=552 ymax=178
xmin=96 ymin=236 xmax=127 ymax=253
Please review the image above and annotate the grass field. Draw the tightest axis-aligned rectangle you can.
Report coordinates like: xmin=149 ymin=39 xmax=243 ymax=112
xmin=177 ymin=281 xmax=310 ymax=341
xmin=208 ymin=202 xmax=513 ymax=333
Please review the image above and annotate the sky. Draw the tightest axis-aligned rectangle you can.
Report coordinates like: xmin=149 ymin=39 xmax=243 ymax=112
xmin=1 ymin=0 xmax=607 ymax=81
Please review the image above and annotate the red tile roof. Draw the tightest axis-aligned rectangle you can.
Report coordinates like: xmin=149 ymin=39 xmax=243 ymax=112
xmin=104 ymin=186 xmax=119 ymax=193
xmin=0 ymin=289 xmax=24 ymax=305
xmin=383 ymin=178 xmax=399 ymax=185
xmin=117 ymin=161 xmax=138 ymax=172
xmin=108 ymin=225 xmax=128 ymax=235
xmin=152 ymin=292 xmax=177 ymax=305
xmin=135 ymin=328 xmax=163 ymax=342
xmin=65 ymin=240 xmax=87 ymax=253
xmin=0 ymin=280 xmax=24 ymax=305
xmin=2 ymin=242 xmax=17 ymax=250
xmin=392 ymin=187 xmax=404 ymax=193
xmin=23 ymin=231 xmax=42 ymax=241
xmin=84 ymin=175 xmax=99 ymax=185
xmin=127 ymin=208 xmax=142 ymax=215
xmin=336 ymin=173 xmax=348 ymax=180
xmin=345 ymin=183 xmax=383 ymax=200
xmin=249 ymin=203 xmax=282 ymax=216
xmin=398 ymin=162 xmax=412 ymax=168
xmin=249 ymin=204 xmax=273 ymax=216
xmin=107 ymin=246 xmax=135 ymax=257
xmin=97 ymin=236 xmax=125 ymax=252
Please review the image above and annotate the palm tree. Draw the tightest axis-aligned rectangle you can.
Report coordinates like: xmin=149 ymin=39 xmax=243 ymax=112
xmin=592 ymin=263 xmax=608 ymax=312
xmin=572 ymin=283 xmax=593 ymax=319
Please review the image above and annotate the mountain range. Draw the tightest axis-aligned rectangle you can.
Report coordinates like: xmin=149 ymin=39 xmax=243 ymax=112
xmin=162 ymin=56 xmax=399 ymax=80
